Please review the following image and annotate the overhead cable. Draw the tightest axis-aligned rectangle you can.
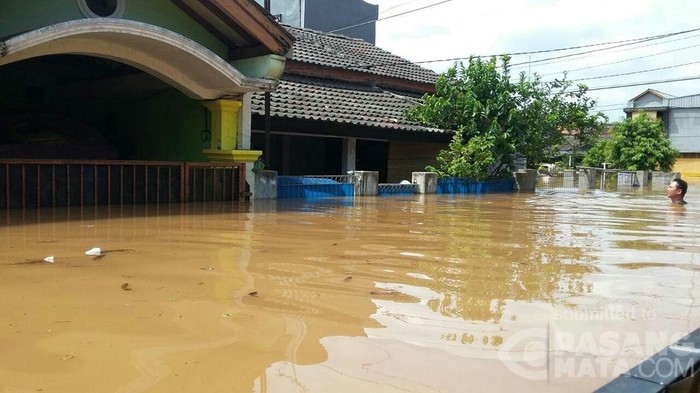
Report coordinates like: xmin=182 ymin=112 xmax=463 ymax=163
xmin=328 ymin=0 xmax=452 ymax=34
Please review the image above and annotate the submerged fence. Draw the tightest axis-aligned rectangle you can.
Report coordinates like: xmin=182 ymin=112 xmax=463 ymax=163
xmin=277 ymin=175 xmax=353 ymax=199
xmin=378 ymin=183 xmax=417 ymax=195
xmin=437 ymin=178 xmax=515 ymax=194
xmin=0 ymin=159 xmax=245 ymax=209
xmin=275 ymin=172 xmax=516 ymax=199
xmin=535 ymin=168 xmax=679 ymax=192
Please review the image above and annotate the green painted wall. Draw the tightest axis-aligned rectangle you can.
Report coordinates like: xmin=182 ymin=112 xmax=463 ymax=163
xmin=0 ymin=0 xmax=227 ymax=58
xmin=0 ymin=0 xmax=80 ymax=38
xmin=111 ymin=89 xmax=209 ymax=162
xmin=122 ymin=0 xmax=227 ymax=58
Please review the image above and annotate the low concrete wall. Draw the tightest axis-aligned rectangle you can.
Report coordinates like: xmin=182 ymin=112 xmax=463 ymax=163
xmin=652 ymin=171 xmax=680 ymax=188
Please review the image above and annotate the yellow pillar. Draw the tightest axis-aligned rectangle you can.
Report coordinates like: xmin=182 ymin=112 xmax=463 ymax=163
xmin=202 ymin=99 xmax=261 ymax=162
xmin=204 ymin=99 xmax=240 ymax=151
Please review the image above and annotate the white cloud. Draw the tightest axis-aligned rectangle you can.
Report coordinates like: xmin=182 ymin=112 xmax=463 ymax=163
xmin=367 ymin=0 xmax=700 ymax=120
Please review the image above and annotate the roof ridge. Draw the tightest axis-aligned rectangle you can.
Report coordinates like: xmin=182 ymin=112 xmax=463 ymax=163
xmin=282 ymin=23 xmax=366 ymax=42
xmin=283 ymin=24 xmax=437 ymax=84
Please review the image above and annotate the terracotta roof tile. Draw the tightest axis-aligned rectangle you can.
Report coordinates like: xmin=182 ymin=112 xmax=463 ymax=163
xmin=251 ymin=75 xmax=449 ymax=134
xmin=284 ymin=25 xmax=438 ymax=85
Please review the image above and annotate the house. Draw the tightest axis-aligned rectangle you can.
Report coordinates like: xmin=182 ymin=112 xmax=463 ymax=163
xmin=249 ymin=25 xmax=452 ymax=183
xmin=624 ymin=89 xmax=700 ymax=176
xmin=0 ymin=0 xmax=293 ymax=177
xmin=254 ymin=0 xmax=379 ymax=44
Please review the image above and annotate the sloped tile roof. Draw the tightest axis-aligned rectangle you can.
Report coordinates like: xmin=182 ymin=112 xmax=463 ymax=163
xmin=284 ymin=25 xmax=438 ymax=85
xmin=251 ymin=74 xmax=449 ymax=134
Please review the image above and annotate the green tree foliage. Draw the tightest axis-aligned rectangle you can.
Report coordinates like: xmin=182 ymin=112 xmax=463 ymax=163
xmin=406 ymin=56 xmax=606 ymax=180
xmin=581 ymin=138 xmax=612 ymax=168
xmin=582 ymin=113 xmax=679 ymax=171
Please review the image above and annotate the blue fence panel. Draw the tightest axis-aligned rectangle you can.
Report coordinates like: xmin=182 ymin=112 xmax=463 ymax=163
xmin=436 ymin=178 xmax=514 ymax=194
xmin=277 ymin=176 xmax=514 ymax=199
xmin=277 ymin=176 xmax=354 ymax=199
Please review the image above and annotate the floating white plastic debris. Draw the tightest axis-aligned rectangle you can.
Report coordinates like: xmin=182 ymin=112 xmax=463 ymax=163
xmin=407 ymin=272 xmax=432 ymax=280
xmin=84 ymin=247 xmax=101 ymax=256
xmin=43 ymin=256 xmax=54 ymax=263
xmin=400 ymin=252 xmax=425 ymax=258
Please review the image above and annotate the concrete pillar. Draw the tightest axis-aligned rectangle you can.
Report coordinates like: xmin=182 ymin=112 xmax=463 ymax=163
xmin=412 ymin=172 xmax=438 ymax=194
xmin=513 ymin=169 xmax=537 ymax=192
xmin=238 ymin=93 xmax=252 ymax=150
xmin=578 ymin=169 xmax=596 ymax=190
xmin=342 ymin=138 xmax=357 ymax=173
xmin=254 ymin=170 xmax=277 ymax=199
xmin=199 ymin=99 xmax=262 ymax=199
xmin=350 ymin=171 xmax=378 ymax=196
xmin=635 ymin=170 xmax=650 ymax=187
xmin=203 ymin=99 xmax=241 ymax=151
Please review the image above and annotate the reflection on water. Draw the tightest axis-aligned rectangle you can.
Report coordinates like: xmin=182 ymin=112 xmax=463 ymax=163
xmin=1 ymin=187 xmax=699 ymax=392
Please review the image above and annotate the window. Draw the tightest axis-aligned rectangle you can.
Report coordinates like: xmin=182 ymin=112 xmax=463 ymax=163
xmin=77 ymin=0 xmax=125 ymax=18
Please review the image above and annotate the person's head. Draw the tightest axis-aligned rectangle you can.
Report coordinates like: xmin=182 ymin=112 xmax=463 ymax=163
xmin=667 ymin=178 xmax=688 ymax=203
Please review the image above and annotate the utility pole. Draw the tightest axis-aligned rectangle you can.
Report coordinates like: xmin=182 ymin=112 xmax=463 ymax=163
xmin=264 ymin=0 xmax=272 ymax=168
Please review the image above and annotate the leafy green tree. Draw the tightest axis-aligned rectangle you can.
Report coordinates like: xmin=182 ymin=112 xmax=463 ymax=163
xmin=583 ymin=113 xmax=679 ymax=171
xmin=406 ymin=56 xmax=606 ymax=180
xmin=581 ymin=138 xmax=612 ymax=167
xmin=514 ymin=73 xmax=602 ymax=168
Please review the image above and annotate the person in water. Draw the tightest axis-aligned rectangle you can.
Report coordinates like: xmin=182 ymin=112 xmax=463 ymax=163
xmin=667 ymin=178 xmax=688 ymax=204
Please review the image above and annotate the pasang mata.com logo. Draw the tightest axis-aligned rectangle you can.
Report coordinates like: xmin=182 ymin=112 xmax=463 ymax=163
xmin=496 ymin=306 xmax=692 ymax=382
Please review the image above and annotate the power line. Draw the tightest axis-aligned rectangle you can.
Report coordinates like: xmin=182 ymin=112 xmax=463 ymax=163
xmin=514 ymin=33 xmax=700 ymax=72
xmin=343 ymin=0 xmax=428 ymax=26
xmin=367 ymin=26 xmax=700 ymax=71
xmin=562 ymin=60 xmax=700 ymax=83
xmin=409 ymin=26 xmax=700 ymax=66
xmin=328 ymin=0 xmax=452 ymax=34
xmin=537 ymin=42 xmax=700 ymax=77
xmin=584 ymin=75 xmax=700 ymax=91
xmin=509 ymin=37 xmax=671 ymax=67
xmin=595 ymin=102 xmax=629 ymax=108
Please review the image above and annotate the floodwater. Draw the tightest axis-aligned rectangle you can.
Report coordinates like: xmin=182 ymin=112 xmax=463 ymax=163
xmin=1 ymin=184 xmax=699 ymax=393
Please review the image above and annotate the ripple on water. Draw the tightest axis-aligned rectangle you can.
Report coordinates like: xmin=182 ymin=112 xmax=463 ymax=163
xmin=1 ymin=189 xmax=698 ymax=392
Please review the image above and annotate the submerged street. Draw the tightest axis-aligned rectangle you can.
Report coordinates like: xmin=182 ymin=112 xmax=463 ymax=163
xmin=1 ymin=188 xmax=698 ymax=392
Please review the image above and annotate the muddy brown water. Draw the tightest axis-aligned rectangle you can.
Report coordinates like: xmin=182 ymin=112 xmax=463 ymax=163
xmin=1 ymin=187 xmax=699 ymax=392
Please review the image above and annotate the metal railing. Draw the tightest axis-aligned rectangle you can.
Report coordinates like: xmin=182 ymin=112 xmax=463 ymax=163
xmin=185 ymin=162 xmax=246 ymax=203
xmin=0 ymin=159 xmax=245 ymax=209
xmin=378 ymin=183 xmax=417 ymax=195
xmin=535 ymin=168 xmax=677 ymax=192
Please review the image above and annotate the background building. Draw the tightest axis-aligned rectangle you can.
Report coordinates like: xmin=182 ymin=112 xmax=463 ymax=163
xmin=250 ymin=25 xmax=449 ymax=183
xmin=255 ymin=0 xmax=378 ymax=44
xmin=624 ymin=89 xmax=700 ymax=176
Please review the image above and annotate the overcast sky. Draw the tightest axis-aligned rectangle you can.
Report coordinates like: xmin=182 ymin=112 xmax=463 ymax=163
xmin=364 ymin=0 xmax=700 ymax=122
